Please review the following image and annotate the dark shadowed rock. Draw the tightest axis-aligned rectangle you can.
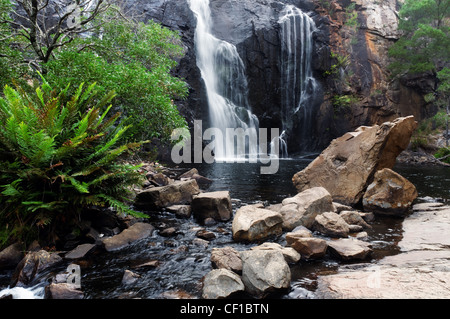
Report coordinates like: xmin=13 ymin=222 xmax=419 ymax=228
xmin=134 ymin=179 xmax=200 ymax=209
xmin=11 ymin=250 xmax=63 ymax=287
xmin=0 ymin=243 xmax=24 ymax=270
xmin=192 ymin=191 xmax=232 ymax=222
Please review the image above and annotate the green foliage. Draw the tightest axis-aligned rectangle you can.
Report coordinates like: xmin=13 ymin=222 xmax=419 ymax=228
xmin=44 ymin=16 xmax=188 ymax=143
xmin=344 ymin=2 xmax=359 ymax=29
xmin=332 ymin=93 xmax=359 ymax=111
xmin=434 ymin=147 xmax=450 ymax=163
xmin=0 ymin=0 xmax=28 ymax=88
xmin=323 ymin=51 xmax=350 ymax=77
xmin=0 ymin=2 xmax=188 ymax=144
xmin=389 ymin=0 xmax=450 ymax=76
xmin=0 ymin=80 xmax=148 ymax=247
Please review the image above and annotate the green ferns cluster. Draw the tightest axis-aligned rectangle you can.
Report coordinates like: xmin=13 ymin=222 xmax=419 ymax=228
xmin=0 ymin=79 xmax=148 ymax=246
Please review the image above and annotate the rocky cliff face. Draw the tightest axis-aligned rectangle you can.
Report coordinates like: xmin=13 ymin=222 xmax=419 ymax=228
xmin=125 ymin=0 xmax=433 ymax=153
xmin=314 ymin=0 xmax=436 ymax=143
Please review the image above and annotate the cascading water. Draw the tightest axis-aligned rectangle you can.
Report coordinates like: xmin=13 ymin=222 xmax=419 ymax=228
xmin=278 ymin=5 xmax=319 ymax=155
xmin=188 ymin=0 xmax=259 ymax=161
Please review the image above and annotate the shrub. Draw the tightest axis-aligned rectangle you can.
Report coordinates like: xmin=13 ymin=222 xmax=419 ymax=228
xmin=0 ymin=78 xmax=148 ymax=247
xmin=434 ymin=147 xmax=450 ymax=164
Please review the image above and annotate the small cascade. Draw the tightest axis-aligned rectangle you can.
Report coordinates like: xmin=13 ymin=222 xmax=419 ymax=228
xmin=0 ymin=285 xmax=45 ymax=299
xmin=188 ymin=0 xmax=259 ymax=161
xmin=270 ymin=130 xmax=288 ymax=158
xmin=278 ymin=5 xmax=319 ymax=154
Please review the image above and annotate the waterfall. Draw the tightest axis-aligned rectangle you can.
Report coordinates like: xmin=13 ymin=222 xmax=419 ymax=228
xmin=278 ymin=5 xmax=319 ymax=155
xmin=188 ymin=0 xmax=259 ymax=161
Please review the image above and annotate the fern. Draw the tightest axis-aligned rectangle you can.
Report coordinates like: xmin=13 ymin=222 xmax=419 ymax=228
xmin=0 ymin=79 xmax=149 ymax=247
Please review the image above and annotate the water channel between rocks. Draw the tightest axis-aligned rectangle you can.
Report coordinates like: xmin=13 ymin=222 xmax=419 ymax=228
xmin=1 ymin=159 xmax=449 ymax=299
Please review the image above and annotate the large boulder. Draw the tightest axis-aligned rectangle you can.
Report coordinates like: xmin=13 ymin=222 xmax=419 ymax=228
xmin=280 ymin=187 xmax=334 ymax=230
xmin=292 ymin=116 xmax=418 ymax=206
xmin=313 ymin=212 xmax=350 ymax=238
xmin=232 ymin=206 xmax=283 ymax=242
xmin=202 ymin=269 xmax=245 ymax=299
xmin=134 ymin=179 xmax=200 ymax=209
xmin=240 ymin=250 xmax=291 ymax=297
xmin=362 ymin=168 xmax=418 ymax=216
xmin=191 ymin=191 xmax=232 ymax=222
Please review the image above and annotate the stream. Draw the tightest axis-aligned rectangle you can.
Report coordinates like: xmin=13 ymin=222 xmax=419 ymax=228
xmin=0 ymin=158 xmax=449 ymax=299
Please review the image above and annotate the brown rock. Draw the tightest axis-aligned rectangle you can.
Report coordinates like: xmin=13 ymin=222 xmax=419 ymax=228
xmin=102 ymin=222 xmax=154 ymax=252
xmin=292 ymin=116 xmax=417 ymax=206
xmin=327 ymin=238 xmax=372 ymax=260
xmin=134 ymin=179 xmax=200 ymax=209
xmin=314 ymin=212 xmax=350 ymax=238
xmin=192 ymin=191 xmax=232 ymax=222
xmin=362 ymin=168 xmax=418 ymax=216
xmin=45 ymin=283 xmax=83 ymax=299
xmin=211 ymin=247 xmax=243 ymax=274
xmin=232 ymin=205 xmax=283 ymax=242
xmin=280 ymin=187 xmax=334 ymax=230
xmin=285 ymin=236 xmax=328 ymax=259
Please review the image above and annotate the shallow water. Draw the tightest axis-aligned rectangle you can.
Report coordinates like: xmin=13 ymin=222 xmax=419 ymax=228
xmin=1 ymin=159 xmax=448 ymax=299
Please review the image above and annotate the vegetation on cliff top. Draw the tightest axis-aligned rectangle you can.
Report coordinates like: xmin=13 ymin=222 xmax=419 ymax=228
xmin=389 ymin=0 xmax=449 ymax=159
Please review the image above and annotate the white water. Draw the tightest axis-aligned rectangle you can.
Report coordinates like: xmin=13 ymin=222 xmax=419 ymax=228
xmin=0 ymin=284 xmax=45 ymax=299
xmin=278 ymin=5 xmax=319 ymax=154
xmin=188 ymin=0 xmax=260 ymax=161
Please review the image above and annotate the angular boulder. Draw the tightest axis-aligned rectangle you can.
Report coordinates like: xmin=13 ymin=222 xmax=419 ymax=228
xmin=285 ymin=236 xmax=328 ymax=260
xmin=191 ymin=191 xmax=232 ymax=222
xmin=339 ymin=211 xmax=372 ymax=229
xmin=202 ymin=269 xmax=245 ymax=299
xmin=232 ymin=205 xmax=283 ymax=242
xmin=280 ymin=187 xmax=334 ymax=230
xmin=327 ymin=238 xmax=372 ymax=261
xmin=362 ymin=168 xmax=418 ymax=216
xmin=102 ymin=222 xmax=154 ymax=252
xmin=240 ymin=250 xmax=291 ymax=297
xmin=166 ymin=205 xmax=192 ymax=218
xmin=64 ymin=243 xmax=97 ymax=260
xmin=250 ymin=242 xmax=301 ymax=264
xmin=210 ymin=247 xmax=243 ymax=274
xmin=292 ymin=116 xmax=417 ymax=206
xmin=134 ymin=179 xmax=200 ymax=209
xmin=44 ymin=283 xmax=84 ymax=299
xmin=314 ymin=212 xmax=350 ymax=238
